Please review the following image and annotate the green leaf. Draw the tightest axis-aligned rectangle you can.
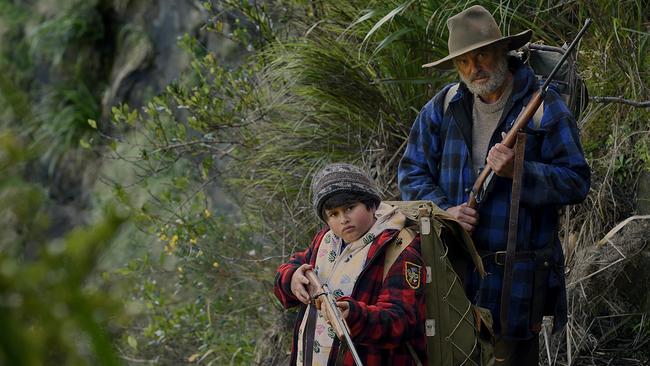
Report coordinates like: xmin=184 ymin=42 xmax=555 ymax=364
xmin=370 ymin=77 xmax=436 ymax=85
xmin=127 ymin=335 xmax=138 ymax=350
xmin=372 ymin=27 xmax=413 ymax=57
xmin=362 ymin=0 xmax=415 ymax=46
xmin=345 ymin=9 xmax=377 ymax=34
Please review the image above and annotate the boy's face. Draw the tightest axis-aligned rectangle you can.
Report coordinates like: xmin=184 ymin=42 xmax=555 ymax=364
xmin=324 ymin=202 xmax=377 ymax=243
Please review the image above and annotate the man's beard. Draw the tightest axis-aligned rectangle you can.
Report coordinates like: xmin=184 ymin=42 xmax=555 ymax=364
xmin=460 ymin=56 xmax=509 ymax=97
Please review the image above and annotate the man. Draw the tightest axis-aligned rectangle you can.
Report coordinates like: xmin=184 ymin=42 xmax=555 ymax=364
xmin=398 ymin=5 xmax=590 ymax=365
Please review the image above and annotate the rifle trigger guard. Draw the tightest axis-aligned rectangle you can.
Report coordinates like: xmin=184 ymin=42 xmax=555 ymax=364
xmin=475 ymin=170 xmax=496 ymax=204
xmin=473 ymin=185 xmax=487 ymax=205
xmin=473 ymin=188 xmax=483 ymax=204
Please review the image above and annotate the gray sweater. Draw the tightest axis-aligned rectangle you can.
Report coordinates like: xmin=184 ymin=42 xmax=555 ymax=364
xmin=471 ymin=79 xmax=514 ymax=174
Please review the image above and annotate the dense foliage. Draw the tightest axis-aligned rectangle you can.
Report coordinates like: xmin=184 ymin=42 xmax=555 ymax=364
xmin=0 ymin=131 xmax=128 ymax=366
xmin=122 ymin=0 xmax=649 ymax=248
xmin=0 ymin=1 xmax=131 ymax=364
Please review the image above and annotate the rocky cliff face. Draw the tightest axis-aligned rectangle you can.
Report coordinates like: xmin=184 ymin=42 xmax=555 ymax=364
xmin=15 ymin=1 xmax=211 ymax=238
xmin=101 ymin=0 xmax=205 ymax=114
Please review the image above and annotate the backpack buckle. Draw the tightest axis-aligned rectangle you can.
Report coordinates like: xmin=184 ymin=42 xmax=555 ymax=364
xmin=494 ymin=251 xmax=507 ymax=266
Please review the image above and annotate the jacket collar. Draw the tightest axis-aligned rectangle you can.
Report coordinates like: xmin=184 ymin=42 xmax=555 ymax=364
xmin=508 ymin=57 xmax=537 ymax=104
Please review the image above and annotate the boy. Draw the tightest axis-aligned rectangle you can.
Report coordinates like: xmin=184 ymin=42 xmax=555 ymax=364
xmin=274 ymin=163 xmax=426 ymax=365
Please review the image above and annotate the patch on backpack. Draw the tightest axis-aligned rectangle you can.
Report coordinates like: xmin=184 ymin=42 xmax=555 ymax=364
xmin=405 ymin=261 xmax=421 ymax=289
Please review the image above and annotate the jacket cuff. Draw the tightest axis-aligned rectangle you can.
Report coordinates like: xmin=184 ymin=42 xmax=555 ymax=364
xmin=339 ymin=296 xmax=363 ymax=337
xmin=281 ymin=265 xmax=299 ymax=300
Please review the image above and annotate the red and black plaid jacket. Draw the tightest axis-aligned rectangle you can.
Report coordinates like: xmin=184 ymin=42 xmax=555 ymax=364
xmin=274 ymin=227 xmax=427 ymax=366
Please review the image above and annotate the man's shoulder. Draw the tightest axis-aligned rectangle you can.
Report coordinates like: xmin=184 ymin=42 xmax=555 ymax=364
xmin=510 ymin=59 xmax=538 ymax=97
xmin=532 ymin=84 xmax=574 ymax=127
xmin=438 ymin=82 xmax=462 ymax=102
xmin=418 ymin=82 xmax=463 ymax=118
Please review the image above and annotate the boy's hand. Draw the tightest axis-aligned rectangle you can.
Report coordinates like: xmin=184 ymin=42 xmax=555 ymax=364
xmin=316 ymin=298 xmax=350 ymax=323
xmin=290 ymin=264 xmax=313 ymax=304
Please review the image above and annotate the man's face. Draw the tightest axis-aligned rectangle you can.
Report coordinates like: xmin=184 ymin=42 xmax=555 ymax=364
xmin=324 ymin=202 xmax=376 ymax=243
xmin=454 ymin=45 xmax=509 ymax=98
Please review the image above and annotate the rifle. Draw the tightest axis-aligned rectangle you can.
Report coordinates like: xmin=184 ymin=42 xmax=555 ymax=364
xmin=468 ymin=18 xmax=592 ymax=209
xmin=304 ymin=269 xmax=364 ymax=366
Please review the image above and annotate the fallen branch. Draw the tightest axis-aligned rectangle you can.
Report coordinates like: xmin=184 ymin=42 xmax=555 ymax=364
xmin=590 ymin=96 xmax=650 ymax=108
xmin=597 ymin=215 xmax=650 ymax=246
xmin=565 ymin=215 xmax=650 ymax=287
xmin=567 ymin=254 xmax=625 ymax=288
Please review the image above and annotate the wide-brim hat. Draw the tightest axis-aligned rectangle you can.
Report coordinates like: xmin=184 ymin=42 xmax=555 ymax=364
xmin=422 ymin=5 xmax=532 ymax=70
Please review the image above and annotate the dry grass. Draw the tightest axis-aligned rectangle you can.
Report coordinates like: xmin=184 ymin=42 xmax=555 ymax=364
xmin=544 ymin=216 xmax=650 ymax=365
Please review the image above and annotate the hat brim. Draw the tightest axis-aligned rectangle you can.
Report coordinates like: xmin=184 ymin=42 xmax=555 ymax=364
xmin=422 ymin=29 xmax=532 ymax=70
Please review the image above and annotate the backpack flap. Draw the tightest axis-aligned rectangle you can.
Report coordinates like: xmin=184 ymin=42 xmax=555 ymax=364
xmin=520 ymin=43 xmax=589 ymax=121
xmin=384 ymin=200 xmax=486 ymax=277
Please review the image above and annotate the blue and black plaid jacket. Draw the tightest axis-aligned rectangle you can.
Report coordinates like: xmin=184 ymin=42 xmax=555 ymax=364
xmin=398 ymin=59 xmax=590 ymax=340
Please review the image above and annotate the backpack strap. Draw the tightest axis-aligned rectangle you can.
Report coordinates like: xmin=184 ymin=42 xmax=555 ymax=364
xmin=416 ymin=206 xmax=447 ymax=364
xmin=443 ymin=83 xmax=459 ymax=115
xmin=500 ymin=131 xmax=527 ymax=335
xmin=407 ymin=343 xmax=423 ymax=366
xmin=382 ymin=227 xmax=424 ymax=366
xmin=382 ymin=227 xmax=416 ymax=282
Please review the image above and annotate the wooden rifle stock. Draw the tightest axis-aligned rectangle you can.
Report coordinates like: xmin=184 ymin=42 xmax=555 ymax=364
xmin=468 ymin=18 xmax=592 ymax=209
xmin=304 ymin=269 xmax=364 ymax=366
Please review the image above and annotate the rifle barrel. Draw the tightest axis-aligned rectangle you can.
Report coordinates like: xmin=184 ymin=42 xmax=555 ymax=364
xmin=540 ymin=18 xmax=592 ymax=92
xmin=305 ymin=270 xmax=364 ymax=366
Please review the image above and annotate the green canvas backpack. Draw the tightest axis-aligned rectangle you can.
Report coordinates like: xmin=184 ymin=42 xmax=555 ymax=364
xmin=383 ymin=201 xmax=495 ymax=366
xmin=522 ymin=43 xmax=589 ymax=122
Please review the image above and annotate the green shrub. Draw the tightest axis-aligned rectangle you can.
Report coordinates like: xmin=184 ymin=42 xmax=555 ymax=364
xmin=0 ymin=132 xmax=128 ymax=366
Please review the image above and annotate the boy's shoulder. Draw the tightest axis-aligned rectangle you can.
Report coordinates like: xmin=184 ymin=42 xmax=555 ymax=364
xmin=382 ymin=226 xmax=422 ymax=280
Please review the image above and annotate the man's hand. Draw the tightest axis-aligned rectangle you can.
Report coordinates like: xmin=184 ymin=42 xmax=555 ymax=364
xmin=446 ymin=203 xmax=479 ymax=233
xmin=290 ymin=264 xmax=313 ymax=304
xmin=487 ymin=142 xmax=515 ymax=178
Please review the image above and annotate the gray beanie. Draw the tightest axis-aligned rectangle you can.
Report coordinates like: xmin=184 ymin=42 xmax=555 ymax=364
xmin=310 ymin=163 xmax=381 ymax=221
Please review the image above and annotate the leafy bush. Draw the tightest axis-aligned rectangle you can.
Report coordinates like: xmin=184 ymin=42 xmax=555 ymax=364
xmin=0 ymin=0 xmax=110 ymax=171
xmin=0 ymin=132 xmax=129 ymax=366
xmin=114 ymin=215 xmax=275 ymax=365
